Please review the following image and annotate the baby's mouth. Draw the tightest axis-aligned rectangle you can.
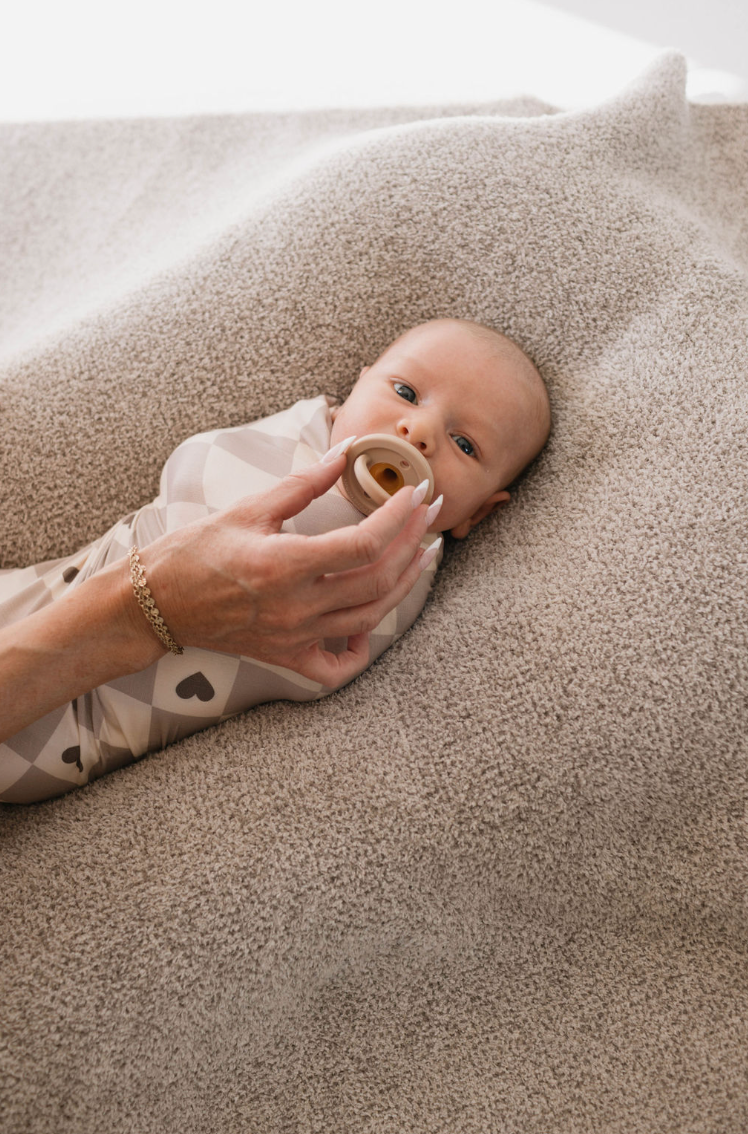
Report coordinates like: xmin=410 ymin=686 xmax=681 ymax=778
xmin=337 ymin=433 xmax=435 ymax=517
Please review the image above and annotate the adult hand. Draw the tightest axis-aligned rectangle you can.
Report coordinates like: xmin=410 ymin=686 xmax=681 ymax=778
xmin=121 ymin=445 xmax=440 ymax=686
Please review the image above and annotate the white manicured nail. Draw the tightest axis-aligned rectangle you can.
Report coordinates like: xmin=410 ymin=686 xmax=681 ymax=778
xmin=321 ymin=435 xmax=356 ymax=464
xmin=411 ymin=479 xmax=429 ymax=509
xmin=424 ymin=494 xmax=443 ymax=527
xmin=419 ymin=536 xmax=442 ymax=571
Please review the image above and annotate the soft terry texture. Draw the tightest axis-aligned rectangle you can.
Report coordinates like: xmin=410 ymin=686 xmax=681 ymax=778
xmin=1 ymin=52 xmax=747 ymax=1132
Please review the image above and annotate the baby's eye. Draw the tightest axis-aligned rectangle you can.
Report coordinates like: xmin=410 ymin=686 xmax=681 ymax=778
xmin=452 ymin=435 xmax=475 ymax=457
xmin=393 ymin=382 xmax=417 ymax=403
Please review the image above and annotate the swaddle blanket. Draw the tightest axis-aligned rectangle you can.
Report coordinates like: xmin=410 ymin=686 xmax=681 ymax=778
xmin=0 ymin=394 xmax=440 ymax=803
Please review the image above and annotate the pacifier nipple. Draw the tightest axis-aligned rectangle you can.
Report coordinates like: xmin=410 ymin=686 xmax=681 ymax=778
xmin=369 ymin=463 xmax=405 ymax=495
xmin=340 ymin=434 xmax=435 ymax=516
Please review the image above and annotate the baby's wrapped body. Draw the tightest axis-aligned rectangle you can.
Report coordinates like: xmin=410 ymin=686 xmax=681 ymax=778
xmin=0 ymin=395 xmax=441 ymax=804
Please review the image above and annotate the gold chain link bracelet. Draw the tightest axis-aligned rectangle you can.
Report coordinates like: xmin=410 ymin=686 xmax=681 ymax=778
xmin=128 ymin=546 xmax=184 ymax=655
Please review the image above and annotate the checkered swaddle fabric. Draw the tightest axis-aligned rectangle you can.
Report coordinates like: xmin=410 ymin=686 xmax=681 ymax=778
xmin=0 ymin=394 xmax=441 ymax=803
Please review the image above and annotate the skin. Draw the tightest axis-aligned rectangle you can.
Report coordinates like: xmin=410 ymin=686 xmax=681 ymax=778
xmin=329 ymin=320 xmax=549 ymax=539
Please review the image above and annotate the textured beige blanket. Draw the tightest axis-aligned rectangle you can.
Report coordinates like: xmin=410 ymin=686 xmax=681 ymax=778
xmin=1 ymin=52 xmax=747 ymax=1133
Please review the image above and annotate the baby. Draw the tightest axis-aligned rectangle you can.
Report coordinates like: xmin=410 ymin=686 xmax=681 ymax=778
xmin=330 ymin=317 xmax=551 ymax=539
xmin=0 ymin=317 xmax=550 ymax=803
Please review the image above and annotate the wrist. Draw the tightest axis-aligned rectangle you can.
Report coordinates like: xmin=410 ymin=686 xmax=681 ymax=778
xmin=0 ymin=555 xmax=167 ymax=743
xmin=103 ymin=556 xmax=170 ymax=670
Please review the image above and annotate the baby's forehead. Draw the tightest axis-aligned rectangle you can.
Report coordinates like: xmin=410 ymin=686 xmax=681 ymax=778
xmin=409 ymin=324 xmax=526 ymax=368
xmin=383 ymin=325 xmax=534 ymax=400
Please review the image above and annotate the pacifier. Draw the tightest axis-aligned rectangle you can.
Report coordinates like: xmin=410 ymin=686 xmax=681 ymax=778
xmin=341 ymin=434 xmax=435 ymax=516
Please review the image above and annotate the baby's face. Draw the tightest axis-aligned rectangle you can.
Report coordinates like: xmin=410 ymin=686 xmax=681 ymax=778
xmin=330 ymin=323 xmax=538 ymax=538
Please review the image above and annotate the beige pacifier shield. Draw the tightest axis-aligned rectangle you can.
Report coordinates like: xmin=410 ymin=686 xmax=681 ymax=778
xmin=341 ymin=434 xmax=435 ymax=516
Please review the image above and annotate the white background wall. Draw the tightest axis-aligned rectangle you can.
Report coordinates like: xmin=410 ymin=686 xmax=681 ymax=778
xmin=0 ymin=0 xmax=745 ymax=123
xmin=544 ymin=0 xmax=747 ymax=82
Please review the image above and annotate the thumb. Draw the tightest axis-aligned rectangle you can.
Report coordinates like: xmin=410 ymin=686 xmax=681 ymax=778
xmin=257 ymin=436 xmax=357 ymax=529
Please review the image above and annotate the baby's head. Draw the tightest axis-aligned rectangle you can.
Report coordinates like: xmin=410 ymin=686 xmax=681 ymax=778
xmin=330 ymin=318 xmax=551 ymax=538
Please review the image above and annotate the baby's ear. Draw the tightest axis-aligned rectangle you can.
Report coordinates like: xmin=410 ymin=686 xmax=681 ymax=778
xmin=359 ymin=365 xmax=370 ymax=380
xmin=449 ymin=491 xmax=511 ymax=540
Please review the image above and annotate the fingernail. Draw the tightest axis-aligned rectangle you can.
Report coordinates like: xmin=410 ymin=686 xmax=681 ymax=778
xmin=419 ymin=535 xmax=442 ymax=571
xmin=321 ymin=435 xmax=356 ymax=464
xmin=411 ymin=479 xmax=429 ymax=509
xmin=424 ymin=493 xmax=443 ymax=527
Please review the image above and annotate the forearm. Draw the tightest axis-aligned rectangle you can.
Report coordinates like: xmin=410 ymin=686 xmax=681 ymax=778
xmin=0 ymin=557 xmax=166 ymax=743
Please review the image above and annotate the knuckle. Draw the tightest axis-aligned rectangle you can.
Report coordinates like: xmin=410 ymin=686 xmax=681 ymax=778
xmin=258 ymin=537 xmax=296 ymax=584
xmin=354 ymin=525 xmax=382 ymax=565
xmin=355 ymin=609 xmax=380 ymax=636
xmin=284 ymin=471 xmax=315 ymax=508
xmin=373 ymin=564 xmax=396 ymax=603
xmin=284 ymin=470 xmax=311 ymax=493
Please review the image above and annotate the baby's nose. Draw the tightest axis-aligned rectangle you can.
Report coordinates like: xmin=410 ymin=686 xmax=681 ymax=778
xmin=397 ymin=414 xmax=435 ymax=454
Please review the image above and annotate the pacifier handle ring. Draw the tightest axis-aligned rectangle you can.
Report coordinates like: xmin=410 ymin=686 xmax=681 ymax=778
xmin=353 ymin=453 xmax=392 ymax=507
xmin=341 ymin=432 xmax=435 ymax=516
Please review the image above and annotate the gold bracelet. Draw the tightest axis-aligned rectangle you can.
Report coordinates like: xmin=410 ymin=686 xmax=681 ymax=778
xmin=128 ymin=546 xmax=184 ymax=655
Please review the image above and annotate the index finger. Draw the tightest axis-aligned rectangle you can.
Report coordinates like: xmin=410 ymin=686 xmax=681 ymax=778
xmin=286 ymin=483 xmax=427 ymax=578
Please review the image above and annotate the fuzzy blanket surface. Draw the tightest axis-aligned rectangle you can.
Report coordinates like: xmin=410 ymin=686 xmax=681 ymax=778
xmin=1 ymin=52 xmax=747 ymax=1133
